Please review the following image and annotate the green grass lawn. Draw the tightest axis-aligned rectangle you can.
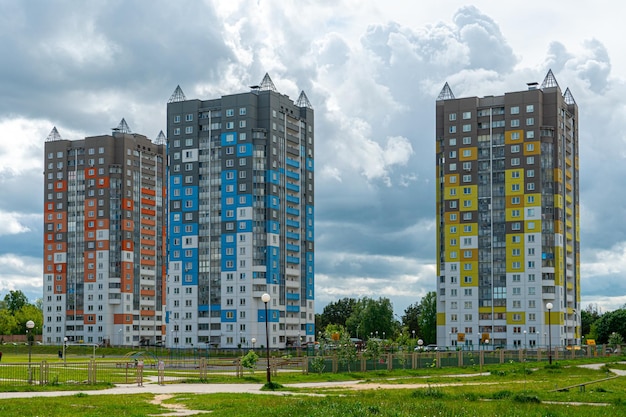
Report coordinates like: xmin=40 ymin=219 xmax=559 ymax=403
xmin=0 ymin=360 xmax=625 ymax=416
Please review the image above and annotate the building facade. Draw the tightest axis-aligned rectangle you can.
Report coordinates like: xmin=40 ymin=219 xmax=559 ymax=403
xmin=435 ymin=70 xmax=580 ymax=350
xmin=43 ymin=121 xmax=167 ymax=347
xmin=165 ymin=74 xmax=315 ymax=349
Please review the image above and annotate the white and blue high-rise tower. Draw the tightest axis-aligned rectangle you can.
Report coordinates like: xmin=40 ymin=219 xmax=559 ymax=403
xmin=166 ymin=74 xmax=315 ymax=349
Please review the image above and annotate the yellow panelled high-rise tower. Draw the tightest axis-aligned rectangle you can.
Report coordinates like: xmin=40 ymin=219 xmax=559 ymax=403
xmin=435 ymin=70 xmax=580 ymax=350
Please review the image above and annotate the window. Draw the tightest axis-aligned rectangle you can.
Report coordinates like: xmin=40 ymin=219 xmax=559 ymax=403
xmin=462 ymin=124 xmax=471 ymax=132
xmin=511 ymin=119 xmax=520 ymax=127
xmin=173 ymin=128 xmax=180 ymax=135
xmin=462 ymin=162 xmax=471 ymax=170
xmin=239 ymin=120 xmax=246 ymax=128
xmin=462 ymin=111 xmax=471 ymax=119
xmin=526 ymin=156 xmax=534 ymax=164
xmin=449 ymin=126 xmax=457 ymax=133
xmin=226 ymin=122 xmax=234 ymax=129
xmin=449 ymin=176 xmax=457 ymax=183
xmin=449 ymin=138 xmax=456 ymax=146
xmin=512 ymin=222 xmax=521 ymax=230
xmin=449 ymin=150 xmax=457 ymax=158
xmin=511 ymin=132 xmax=520 ymax=140
xmin=239 ymin=107 xmax=246 ymax=115
xmin=449 ymin=113 xmax=457 ymax=121
xmin=527 ymin=169 xmax=534 ymax=178
xmin=511 ymin=184 xmax=520 ymax=191
xmin=462 ymin=149 xmax=471 ymax=157
xmin=174 ymin=115 xmax=181 ymax=123
xmin=526 ymin=104 xmax=534 ymax=113
xmin=463 ymin=225 xmax=472 ymax=232
xmin=462 ymin=136 xmax=471 ymax=145
xmin=510 ymin=106 xmax=519 ymax=114
xmin=463 ymin=187 xmax=471 ymax=194
xmin=450 ymin=213 xmax=457 ymax=221
xmin=462 ymin=174 xmax=471 ymax=182
xmin=511 ymin=171 xmax=520 ymax=178
xmin=185 ymin=114 xmax=193 ymax=122
xmin=526 ymin=143 xmax=534 ymax=151
xmin=511 ymin=158 xmax=520 ymax=166
xmin=449 ymin=163 xmax=456 ymax=171
xmin=526 ymin=130 xmax=535 ymax=139
xmin=226 ymin=109 xmax=234 ymax=117
xmin=511 ymin=145 xmax=520 ymax=153
xmin=463 ymin=212 xmax=471 ymax=220
xmin=526 ymin=118 xmax=534 ymax=126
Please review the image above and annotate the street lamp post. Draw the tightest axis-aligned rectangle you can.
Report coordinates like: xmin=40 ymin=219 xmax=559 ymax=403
xmin=63 ymin=337 xmax=68 ymax=366
xmin=417 ymin=339 xmax=423 ymax=368
xmin=546 ymin=302 xmax=553 ymax=365
xmin=262 ymin=293 xmax=271 ymax=384
xmin=26 ymin=320 xmax=35 ymax=384
xmin=251 ymin=338 xmax=256 ymax=351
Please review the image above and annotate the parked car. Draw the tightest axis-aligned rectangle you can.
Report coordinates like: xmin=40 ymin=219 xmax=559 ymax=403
xmin=415 ymin=344 xmax=438 ymax=352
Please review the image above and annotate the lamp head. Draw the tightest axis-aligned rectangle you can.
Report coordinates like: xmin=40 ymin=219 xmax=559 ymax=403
xmin=26 ymin=320 xmax=35 ymax=330
xmin=546 ymin=302 xmax=553 ymax=310
xmin=261 ymin=293 xmax=270 ymax=303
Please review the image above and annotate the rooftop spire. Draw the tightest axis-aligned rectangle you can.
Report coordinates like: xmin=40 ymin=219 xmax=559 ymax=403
xmin=46 ymin=126 xmax=62 ymax=142
xmin=155 ymin=130 xmax=167 ymax=145
xmin=296 ymin=90 xmax=313 ymax=109
xmin=259 ymin=73 xmax=277 ymax=92
xmin=563 ymin=87 xmax=576 ymax=105
xmin=168 ymin=85 xmax=186 ymax=103
xmin=437 ymin=82 xmax=455 ymax=100
xmin=541 ymin=69 xmax=559 ymax=89
xmin=113 ymin=118 xmax=132 ymax=134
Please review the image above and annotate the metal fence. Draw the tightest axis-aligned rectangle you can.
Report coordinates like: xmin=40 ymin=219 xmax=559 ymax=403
xmin=307 ymin=345 xmax=619 ymax=374
xmin=0 ymin=345 xmax=617 ymax=386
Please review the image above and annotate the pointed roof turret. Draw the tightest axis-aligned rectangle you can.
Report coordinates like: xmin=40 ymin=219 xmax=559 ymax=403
xmin=168 ymin=85 xmax=187 ymax=103
xmin=113 ymin=118 xmax=132 ymax=134
xmin=259 ymin=73 xmax=277 ymax=92
xmin=46 ymin=126 xmax=62 ymax=142
xmin=155 ymin=130 xmax=167 ymax=145
xmin=563 ymin=87 xmax=576 ymax=105
xmin=540 ymin=69 xmax=559 ymax=89
xmin=296 ymin=90 xmax=313 ymax=109
xmin=437 ymin=82 xmax=455 ymax=100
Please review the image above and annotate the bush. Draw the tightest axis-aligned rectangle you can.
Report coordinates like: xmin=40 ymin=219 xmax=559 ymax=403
xmin=240 ymin=350 xmax=259 ymax=373
xmin=512 ymin=394 xmax=541 ymax=404
xmin=491 ymin=390 xmax=512 ymax=399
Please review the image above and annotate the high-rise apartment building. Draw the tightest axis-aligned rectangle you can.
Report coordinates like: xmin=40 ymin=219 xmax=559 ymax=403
xmin=43 ymin=120 xmax=167 ymax=347
xmin=435 ymin=70 xmax=580 ymax=350
xmin=165 ymin=74 xmax=315 ymax=349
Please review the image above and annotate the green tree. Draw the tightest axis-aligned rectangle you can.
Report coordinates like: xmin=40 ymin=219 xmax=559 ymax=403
xmin=14 ymin=304 xmax=43 ymax=335
xmin=592 ymin=308 xmax=626 ymax=344
xmin=417 ymin=292 xmax=437 ymax=344
xmin=0 ymin=310 xmax=18 ymax=335
xmin=4 ymin=290 xmax=28 ymax=314
xmin=581 ymin=304 xmax=601 ymax=338
xmin=318 ymin=298 xmax=357 ymax=333
xmin=346 ymin=297 xmax=396 ymax=341
xmin=402 ymin=302 xmax=422 ymax=338
xmin=240 ymin=350 xmax=259 ymax=374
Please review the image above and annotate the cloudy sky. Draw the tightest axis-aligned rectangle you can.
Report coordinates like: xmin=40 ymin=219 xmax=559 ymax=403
xmin=1 ymin=0 xmax=625 ymax=316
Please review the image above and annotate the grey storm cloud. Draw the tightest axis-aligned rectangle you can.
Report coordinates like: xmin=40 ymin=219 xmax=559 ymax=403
xmin=1 ymin=1 xmax=625 ymax=312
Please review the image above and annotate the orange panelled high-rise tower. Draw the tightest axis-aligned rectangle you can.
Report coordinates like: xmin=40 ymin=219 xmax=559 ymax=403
xmin=43 ymin=120 xmax=167 ymax=347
